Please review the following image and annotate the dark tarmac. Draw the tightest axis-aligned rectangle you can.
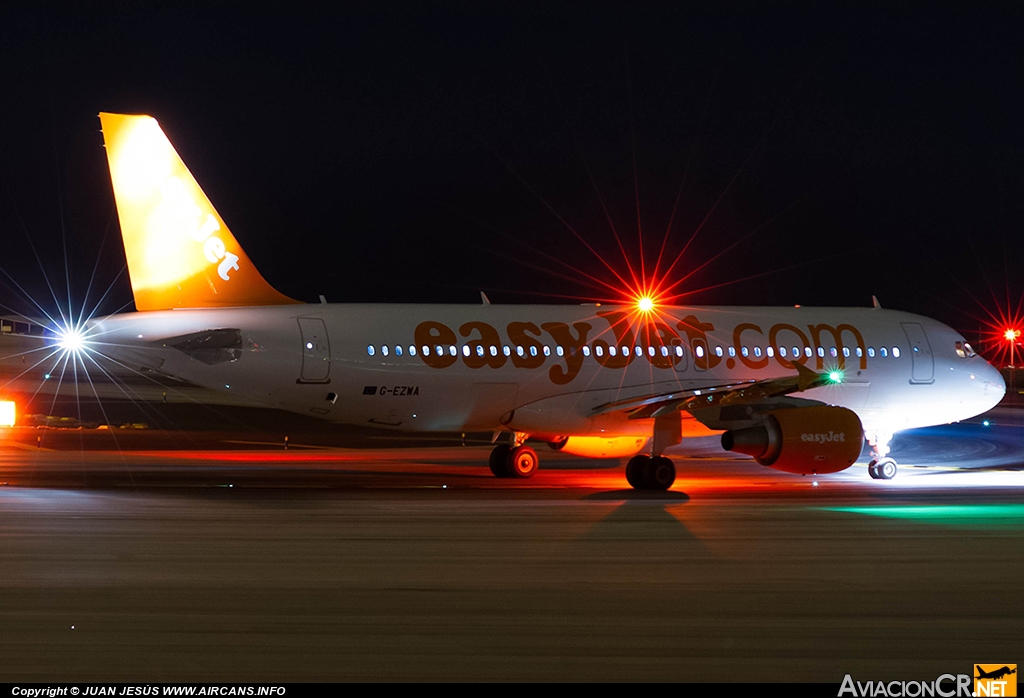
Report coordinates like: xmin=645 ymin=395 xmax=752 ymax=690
xmin=0 ymin=413 xmax=1022 ymax=682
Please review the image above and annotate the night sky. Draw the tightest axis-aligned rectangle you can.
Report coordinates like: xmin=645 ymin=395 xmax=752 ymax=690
xmin=2 ymin=3 xmax=1023 ymax=348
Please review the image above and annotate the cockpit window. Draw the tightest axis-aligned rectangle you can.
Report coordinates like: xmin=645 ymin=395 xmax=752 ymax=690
xmin=955 ymin=341 xmax=977 ymax=358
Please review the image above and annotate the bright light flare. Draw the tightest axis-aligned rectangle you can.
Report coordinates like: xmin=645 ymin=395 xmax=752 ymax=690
xmin=637 ymin=296 xmax=655 ymax=313
xmin=56 ymin=326 xmax=89 ymax=353
xmin=1005 ymin=328 xmax=1020 ymax=342
xmin=0 ymin=401 xmax=15 ymax=427
xmin=827 ymin=370 xmax=843 ymax=384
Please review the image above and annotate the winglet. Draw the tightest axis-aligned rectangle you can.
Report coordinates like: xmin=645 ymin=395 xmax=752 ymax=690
xmin=99 ymin=113 xmax=300 ymax=311
xmin=794 ymin=361 xmax=825 ymax=391
xmin=480 ymin=291 xmax=491 ymax=305
xmin=872 ymin=295 xmax=881 ymax=309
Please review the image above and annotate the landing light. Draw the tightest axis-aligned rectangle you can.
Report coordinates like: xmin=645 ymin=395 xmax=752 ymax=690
xmin=637 ymin=296 xmax=654 ymax=313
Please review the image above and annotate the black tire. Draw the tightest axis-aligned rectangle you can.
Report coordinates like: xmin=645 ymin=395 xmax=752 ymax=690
xmin=489 ymin=444 xmax=512 ymax=478
xmin=646 ymin=456 xmax=676 ymax=491
xmin=877 ymin=458 xmax=897 ymax=480
xmin=508 ymin=445 xmax=539 ymax=478
xmin=867 ymin=460 xmax=881 ymax=480
xmin=625 ymin=455 xmax=650 ymax=489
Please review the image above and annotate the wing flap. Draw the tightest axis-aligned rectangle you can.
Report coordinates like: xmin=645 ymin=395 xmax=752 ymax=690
xmin=593 ymin=362 xmax=833 ymax=420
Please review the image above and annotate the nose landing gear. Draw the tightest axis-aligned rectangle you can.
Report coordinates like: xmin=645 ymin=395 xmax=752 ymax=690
xmin=865 ymin=430 xmax=898 ymax=480
xmin=867 ymin=457 xmax=898 ymax=480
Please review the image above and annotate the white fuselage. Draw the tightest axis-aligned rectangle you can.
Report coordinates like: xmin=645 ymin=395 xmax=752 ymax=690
xmin=88 ymin=303 xmax=1005 ymax=442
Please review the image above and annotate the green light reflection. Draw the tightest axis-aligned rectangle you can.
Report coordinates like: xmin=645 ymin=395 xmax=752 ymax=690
xmin=822 ymin=504 xmax=1024 ymax=528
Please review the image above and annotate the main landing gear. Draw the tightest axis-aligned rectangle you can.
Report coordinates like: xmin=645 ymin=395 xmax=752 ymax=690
xmin=625 ymin=454 xmax=676 ymax=491
xmin=489 ymin=434 xmax=539 ymax=479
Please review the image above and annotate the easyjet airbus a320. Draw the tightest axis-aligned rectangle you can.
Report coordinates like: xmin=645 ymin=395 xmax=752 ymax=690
xmin=61 ymin=113 xmax=1004 ymax=489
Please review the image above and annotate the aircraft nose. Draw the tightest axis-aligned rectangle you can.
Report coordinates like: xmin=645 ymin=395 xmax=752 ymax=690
xmin=977 ymin=360 xmax=1006 ymax=407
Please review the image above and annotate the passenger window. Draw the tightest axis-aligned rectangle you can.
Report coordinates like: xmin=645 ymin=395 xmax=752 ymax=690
xmin=476 ymin=345 xmax=485 ymax=357
xmin=766 ymin=347 xmax=774 ymax=358
xmin=409 ymin=345 xmax=417 ymax=356
xmin=609 ymin=346 xmax=617 ymax=357
xmin=648 ymin=346 xmax=655 ymax=357
xmin=830 ymin=347 xmax=837 ymax=358
xmin=543 ymin=346 xmax=551 ymax=357
xmin=503 ymin=345 xmax=511 ymax=356
xmin=462 ymin=345 xmax=470 ymax=357
xmin=530 ymin=346 xmax=538 ymax=357
xmin=715 ymin=346 xmax=723 ymax=357
xmin=395 ymin=345 xmax=403 ymax=357
xmin=448 ymin=345 xmax=457 ymax=356
xmin=780 ymin=346 xmax=787 ymax=357
xmin=741 ymin=347 xmax=749 ymax=358
xmin=490 ymin=346 xmax=498 ymax=357
xmin=382 ymin=345 xmax=389 ymax=357
xmin=817 ymin=347 xmax=825 ymax=358
xmin=868 ymin=347 xmax=875 ymax=358
xmin=661 ymin=346 xmax=669 ymax=357
xmin=695 ymin=345 xmax=705 ymax=358
xmin=517 ymin=346 xmax=525 ymax=357
xmin=964 ymin=343 xmax=976 ymax=357
xmin=556 ymin=346 xmax=564 ymax=357
xmin=583 ymin=346 xmax=592 ymax=357
xmin=805 ymin=347 xmax=813 ymax=358
xmin=842 ymin=347 xmax=850 ymax=358
xmin=367 ymin=345 xmax=375 ymax=356
xmin=729 ymin=347 xmax=736 ymax=357
xmin=595 ymin=345 xmax=603 ymax=357
xmin=675 ymin=346 xmax=683 ymax=357
xmin=634 ymin=346 xmax=642 ymax=357
xmin=753 ymin=346 xmax=762 ymax=358
xmin=855 ymin=347 xmax=862 ymax=358
xmin=893 ymin=347 xmax=901 ymax=358
xmin=793 ymin=346 xmax=800 ymax=358
xmin=880 ymin=347 xmax=888 ymax=357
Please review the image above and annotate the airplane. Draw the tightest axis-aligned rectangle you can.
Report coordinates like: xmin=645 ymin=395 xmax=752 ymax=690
xmin=51 ymin=112 xmax=1005 ymax=490
xmin=976 ymin=666 xmax=1017 ymax=681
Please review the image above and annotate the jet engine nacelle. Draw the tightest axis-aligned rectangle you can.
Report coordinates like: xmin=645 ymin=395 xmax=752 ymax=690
xmin=720 ymin=405 xmax=864 ymax=474
xmin=549 ymin=435 xmax=648 ymax=459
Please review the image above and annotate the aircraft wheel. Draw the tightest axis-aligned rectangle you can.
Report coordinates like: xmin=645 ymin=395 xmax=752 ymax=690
xmin=489 ymin=444 xmax=512 ymax=478
xmin=867 ymin=460 xmax=881 ymax=479
xmin=508 ymin=445 xmax=539 ymax=478
xmin=876 ymin=458 xmax=897 ymax=480
xmin=625 ymin=455 xmax=650 ymax=489
xmin=645 ymin=456 xmax=676 ymax=491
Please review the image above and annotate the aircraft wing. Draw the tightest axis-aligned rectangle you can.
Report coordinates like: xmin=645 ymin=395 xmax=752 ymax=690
xmin=592 ymin=362 xmax=832 ymax=420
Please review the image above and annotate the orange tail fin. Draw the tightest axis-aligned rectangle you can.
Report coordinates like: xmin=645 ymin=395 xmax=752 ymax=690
xmin=99 ymin=112 xmax=299 ymax=311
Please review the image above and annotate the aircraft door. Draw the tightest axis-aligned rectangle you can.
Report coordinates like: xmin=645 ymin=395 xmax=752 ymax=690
xmin=901 ymin=322 xmax=934 ymax=384
xmin=297 ymin=317 xmax=331 ymax=383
